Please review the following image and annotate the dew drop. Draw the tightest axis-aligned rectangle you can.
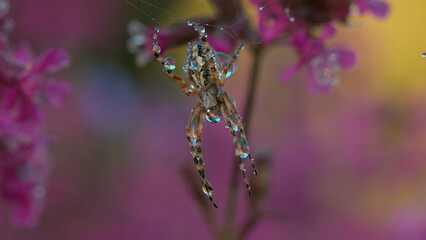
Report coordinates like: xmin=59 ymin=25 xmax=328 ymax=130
xmin=184 ymin=85 xmax=195 ymax=94
xmin=202 ymin=185 xmax=212 ymax=197
xmin=153 ymin=45 xmax=161 ymax=53
xmin=226 ymin=115 xmax=240 ymax=131
xmin=236 ymin=138 xmax=250 ymax=158
xmin=285 ymin=8 xmax=290 ymax=15
xmin=285 ymin=8 xmax=295 ymax=22
xmin=206 ymin=109 xmax=221 ymax=123
xmin=422 ymin=53 xmax=426 ymax=58
xmin=189 ymin=115 xmax=199 ymax=145
xmin=188 ymin=20 xmax=194 ymax=26
xmin=199 ymin=26 xmax=206 ymax=34
xmin=183 ymin=63 xmax=189 ymax=72
xmin=259 ymin=6 xmax=264 ymax=10
xmin=164 ymin=57 xmax=176 ymax=70
xmin=215 ymin=52 xmax=237 ymax=78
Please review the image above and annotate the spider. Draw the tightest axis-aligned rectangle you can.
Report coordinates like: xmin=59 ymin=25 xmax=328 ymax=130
xmin=153 ymin=21 xmax=257 ymax=208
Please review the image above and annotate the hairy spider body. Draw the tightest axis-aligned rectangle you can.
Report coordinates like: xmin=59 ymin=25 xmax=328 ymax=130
xmin=153 ymin=21 xmax=257 ymax=208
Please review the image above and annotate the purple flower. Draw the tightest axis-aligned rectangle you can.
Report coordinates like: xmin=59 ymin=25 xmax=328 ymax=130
xmin=355 ymin=0 xmax=390 ymax=19
xmin=0 ymin=0 xmax=70 ymax=227
xmin=251 ymin=0 xmax=289 ymax=43
xmin=282 ymin=24 xmax=356 ymax=95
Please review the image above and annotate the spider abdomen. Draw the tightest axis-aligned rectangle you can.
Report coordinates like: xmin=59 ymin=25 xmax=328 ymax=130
xmin=200 ymin=85 xmax=219 ymax=109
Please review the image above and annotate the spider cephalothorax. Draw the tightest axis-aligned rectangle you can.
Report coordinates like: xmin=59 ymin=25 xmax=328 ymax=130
xmin=153 ymin=21 xmax=257 ymax=207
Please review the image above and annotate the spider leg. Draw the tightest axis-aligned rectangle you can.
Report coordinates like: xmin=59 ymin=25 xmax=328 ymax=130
xmin=220 ymin=92 xmax=258 ymax=197
xmin=153 ymin=23 xmax=198 ymax=96
xmin=187 ymin=103 xmax=218 ymax=208
xmin=188 ymin=21 xmax=220 ymax=82
xmin=219 ymin=43 xmax=244 ymax=86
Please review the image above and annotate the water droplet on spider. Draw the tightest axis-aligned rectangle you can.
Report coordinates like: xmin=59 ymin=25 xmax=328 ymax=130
xmin=187 ymin=20 xmax=194 ymax=26
xmin=226 ymin=115 xmax=240 ymax=131
xmin=206 ymin=109 xmax=221 ymax=123
xmin=422 ymin=53 xmax=426 ymax=58
xmin=202 ymin=186 xmax=212 ymax=197
xmin=184 ymin=85 xmax=195 ymax=94
xmin=190 ymin=59 xmax=201 ymax=71
xmin=153 ymin=45 xmax=161 ymax=53
xmin=215 ymin=52 xmax=237 ymax=78
xmin=182 ymin=63 xmax=189 ymax=72
xmin=164 ymin=57 xmax=176 ymax=70
xmin=189 ymin=117 xmax=199 ymax=145
xmin=199 ymin=26 xmax=206 ymax=34
xmin=237 ymin=138 xmax=250 ymax=158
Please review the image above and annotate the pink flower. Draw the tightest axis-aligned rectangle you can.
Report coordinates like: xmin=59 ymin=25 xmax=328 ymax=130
xmin=282 ymin=24 xmax=356 ymax=95
xmin=0 ymin=0 xmax=70 ymax=227
xmin=251 ymin=0 xmax=289 ymax=43
xmin=355 ymin=0 xmax=390 ymax=19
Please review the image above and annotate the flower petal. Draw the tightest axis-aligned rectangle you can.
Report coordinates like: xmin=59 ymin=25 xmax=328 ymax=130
xmin=369 ymin=0 xmax=390 ymax=19
xmin=307 ymin=66 xmax=333 ymax=96
xmin=14 ymin=42 xmax=34 ymax=64
xmin=44 ymin=81 xmax=71 ymax=107
xmin=36 ymin=48 xmax=71 ymax=73
xmin=331 ymin=48 xmax=357 ymax=70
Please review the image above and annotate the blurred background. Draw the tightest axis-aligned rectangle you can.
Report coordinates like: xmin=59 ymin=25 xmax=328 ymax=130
xmin=1 ymin=0 xmax=426 ymax=239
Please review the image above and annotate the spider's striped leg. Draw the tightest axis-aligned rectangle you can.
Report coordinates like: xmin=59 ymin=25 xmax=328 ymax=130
xmin=188 ymin=21 xmax=219 ymax=82
xmin=187 ymin=103 xmax=218 ymax=208
xmin=220 ymin=92 xmax=258 ymax=197
xmin=153 ymin=23 xmax=198 ymax=96
xmin=219 ymin=43 xmax=244 ymax=86
xmin=221 ymin=92 xmax=258 ymax=176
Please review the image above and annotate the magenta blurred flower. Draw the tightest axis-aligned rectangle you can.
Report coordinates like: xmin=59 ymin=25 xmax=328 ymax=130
xmin=251 ymin=0 xmax=289 ymax=43
xmin=355 ymin=0 xmax=390 ymax=18
xmin=281 ymin=24 xmax=356 ymax=95
xmin=251 ymin=0 xmax=387 ymax=94
xmin=128 ymin=0 xmax=388 ymax=95
xmin=0 ymin=0 xmax=70 ymax=227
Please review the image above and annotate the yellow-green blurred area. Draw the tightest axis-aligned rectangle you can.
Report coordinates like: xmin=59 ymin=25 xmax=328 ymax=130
xmin=1 ymin=0 xmax=426 ymax=239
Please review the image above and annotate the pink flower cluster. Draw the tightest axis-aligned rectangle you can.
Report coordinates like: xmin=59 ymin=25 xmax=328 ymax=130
xmin=251 ymin=0 xmax=389 ymax=94
xmin=128 ymin=0 xmax=389 ymax=95
xmin=0 ymin=0 xmax=70 ymax=227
